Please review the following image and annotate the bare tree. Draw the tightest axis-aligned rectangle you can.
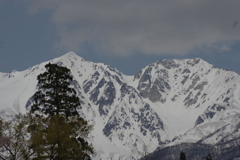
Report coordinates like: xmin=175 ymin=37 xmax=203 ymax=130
xmin=0 ymin=114 xmax=35 ymax=160
xmin=139 ymin=144 xmax=150 ymax=160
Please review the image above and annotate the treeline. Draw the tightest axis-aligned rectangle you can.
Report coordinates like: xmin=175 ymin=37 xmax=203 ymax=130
xmin=146 ymin=140 xmax=240 ymax=160
xmin=179 ymin=151 xmax=212 ymax=160
xmin=0 ymin=63 xmax=94 ymax=160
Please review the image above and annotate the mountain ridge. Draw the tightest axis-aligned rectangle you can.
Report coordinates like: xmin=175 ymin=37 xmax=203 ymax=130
xmin=0 ymin=51 xmax=240 ymax=159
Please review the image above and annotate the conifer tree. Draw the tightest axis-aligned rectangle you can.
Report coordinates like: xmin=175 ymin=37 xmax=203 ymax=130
xmin=31 ymin=63 xmax=80 ymax=118
xmin=29 ymin=63 xmax=94 ymax=160
xmin=180 ymin=151 xmax=187 ymax=160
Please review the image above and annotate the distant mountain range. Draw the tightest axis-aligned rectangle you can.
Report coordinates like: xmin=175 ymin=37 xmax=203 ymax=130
xmin=0 ymin=52 xmax=240 ymax=160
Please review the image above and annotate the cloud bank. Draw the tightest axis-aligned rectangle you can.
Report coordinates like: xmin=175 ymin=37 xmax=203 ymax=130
xmin=24 ymin=0 xmax=240 ymax=56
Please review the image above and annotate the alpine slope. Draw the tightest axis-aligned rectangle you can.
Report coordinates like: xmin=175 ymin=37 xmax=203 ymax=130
xmin=0 ymin=52 xmax=240 ymax=159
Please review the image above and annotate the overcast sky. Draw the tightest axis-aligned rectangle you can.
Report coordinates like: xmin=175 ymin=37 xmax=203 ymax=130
xmin=0 ymin=0 xmax=240 ymax=75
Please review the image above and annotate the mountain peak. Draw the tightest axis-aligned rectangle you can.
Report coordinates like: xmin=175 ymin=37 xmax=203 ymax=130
xmin=62 ymin=51 xmax=79 ymax=59
xmin=156 ymin=57 xmax=214 ymax=70
xmin=159 ymin=57 xmax=203 ymax=64
xmin=59 ymin=51 xmax=89 ymax=63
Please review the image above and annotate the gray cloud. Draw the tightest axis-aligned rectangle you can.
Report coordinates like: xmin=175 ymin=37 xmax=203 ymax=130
xmin=0 ymin=0 xmax=5 ymax=5
xmin=24 ymin=0 xmax=240 ymax=56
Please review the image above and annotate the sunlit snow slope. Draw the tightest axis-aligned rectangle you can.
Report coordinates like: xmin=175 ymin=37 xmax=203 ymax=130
xmin=0 ymin=52 xmax=240 ymax=160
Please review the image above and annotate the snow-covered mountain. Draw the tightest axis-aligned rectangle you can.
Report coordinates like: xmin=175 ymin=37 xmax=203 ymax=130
xmin=0 ymin=52 xmax=240 ymax=159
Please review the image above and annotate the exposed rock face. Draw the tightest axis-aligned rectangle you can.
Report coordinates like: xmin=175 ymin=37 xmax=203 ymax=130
xmin=0 ymin=53 xmax=240 ymax=160
xmin=137 ymin=65 xmax=171 ymax=103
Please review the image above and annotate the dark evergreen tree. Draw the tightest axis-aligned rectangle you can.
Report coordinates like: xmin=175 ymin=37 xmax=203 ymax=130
xmin=29 ymin=63 xmax=94 ymax=160
xmin=206 ymin=153 xmax=212 ymax=160
xmin=180 ymin=151 xmax=186 ymax=160
xmin=31 ymin=63 xmax=80 ymax=118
